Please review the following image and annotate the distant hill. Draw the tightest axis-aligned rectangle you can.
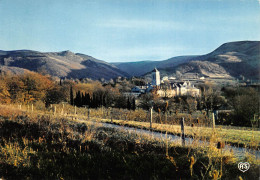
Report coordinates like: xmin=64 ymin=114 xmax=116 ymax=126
xmin=196 ymin=41 xmax=260 ymax=79
xmin=113 ymin=56 xmax=196 ymax=76
xmin=0 ymin=50 xmax=129 ymax=80
xmin=115 ymin=41 xmax=260 ymax=80
xmin=1 ymin=41 xmax=259 ymax=80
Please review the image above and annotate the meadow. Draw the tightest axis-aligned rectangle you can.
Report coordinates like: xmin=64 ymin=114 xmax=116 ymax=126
xmin=0 ymin=104 xmax=259 ymax=179
xmin=32 ymin=103 xmax=259 ymax=148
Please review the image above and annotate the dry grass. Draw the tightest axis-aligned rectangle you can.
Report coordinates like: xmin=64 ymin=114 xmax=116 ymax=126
xmin=1 ymin=103 xmax=259 ymax=147
xmin=0 ymin=104 xmax=259 ymax=179
xmin=99 ymin=119 xmax=260 ymax=148
xmin=2 ymin=103 xmax=259 ymax=148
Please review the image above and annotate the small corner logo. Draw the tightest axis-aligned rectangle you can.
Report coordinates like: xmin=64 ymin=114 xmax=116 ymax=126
xmin=238 ymin=162 xmax=250 ymax=173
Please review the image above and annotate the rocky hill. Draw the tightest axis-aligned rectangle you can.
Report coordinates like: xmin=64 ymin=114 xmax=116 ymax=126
xmin=115 ymin=41 xmax=260 ymax=80
xmin=0 ymin=50 xmax=129 ymax=80
xmin=196 ymin=41 xmax=260 ymax=79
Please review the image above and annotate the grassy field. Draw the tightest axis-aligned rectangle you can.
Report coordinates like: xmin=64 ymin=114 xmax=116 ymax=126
xmin=99 ymin=119 xmax=260 ymax=149
xmin=0 ymin=104 xmax=259 ymax=179
xmin=40 ymin=103 xmax=259 ymax=148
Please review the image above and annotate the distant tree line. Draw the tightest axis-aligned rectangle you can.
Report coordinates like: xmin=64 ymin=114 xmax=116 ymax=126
xmin=70 ymin=87 xmax=136 ymax=110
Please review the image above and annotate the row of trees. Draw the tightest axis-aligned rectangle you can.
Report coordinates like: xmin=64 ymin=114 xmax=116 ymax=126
xmin=0 ymin=72 xmax=138 ymax=110
xmin=0 ymin=72 xmax=56 ymax=104
xmin=0 ymin=72 xmax=258 ymax=127
xmin=70 ymin=88 xmax=136 ymax=110
xmin=0 ymin=72 xmax=139 ymax=110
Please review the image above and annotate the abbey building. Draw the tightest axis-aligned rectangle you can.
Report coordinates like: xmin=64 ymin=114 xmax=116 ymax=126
xmin=124 ymin=68 xmax=200 ymax=98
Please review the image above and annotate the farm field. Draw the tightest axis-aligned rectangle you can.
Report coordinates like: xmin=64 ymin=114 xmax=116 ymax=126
xmin=0 ymin=104 xmax=259 ymax=179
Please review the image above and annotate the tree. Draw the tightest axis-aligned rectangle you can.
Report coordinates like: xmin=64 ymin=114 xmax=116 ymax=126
xmin=82 ymin=92 xmax=91 ymax=106
xmin=4 ymin=72 xmax=54 ymax=103
xmin=45 ymin=87 xmax=66 ymax=107
xmin=74 ymin=90 xmax=82 ymax=107
xmin=70 ymin=86 xmax=74 ymax=105
xmin=86 ymin=93 xmax=91 ymax=106
xmin=132 ymin=98 xmax=136 ymax=111
xmin=116 ymin=79 xmax=133 ymax=92
xmin=6 ymin=75 xmax=25 ymax=102
xmin=20 ymin=72 xmax=54 ymax=103
xmin=132 ymin=78 xmax=146 ymax=86
xmin=114 ymin=94 xmax=127 ymax=109
xmin=231 ymin=88 xmax=259 ymax=126
xmin=139 ymin=94 xmax=154 ymax=110
xmin=91 ymin=93 xmax=98 ymax=108
xmin=186 ymin=96 xmax=197 ymax=114
xmin=0 ymin=78 xmax=11 ymax=104
xmin=198 ymin=85 xmax=226 ymax=115
xmin=127 ymin=97 xmax=131 ymax=110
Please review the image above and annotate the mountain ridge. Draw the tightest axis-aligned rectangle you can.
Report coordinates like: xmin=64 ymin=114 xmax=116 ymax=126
xmin=0 ymin=50 xmax=129 ymax=80
xmin=114 ymin=40 xmax=260 ymax=80
xmin=0 ymin=40 xmax=259 ymax=80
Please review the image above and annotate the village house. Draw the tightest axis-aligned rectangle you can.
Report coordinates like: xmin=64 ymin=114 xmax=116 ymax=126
xmin=124 ymin=68 xmax=200 ymax=98
xmin=156 ymin=81 xmax=200 ymax=98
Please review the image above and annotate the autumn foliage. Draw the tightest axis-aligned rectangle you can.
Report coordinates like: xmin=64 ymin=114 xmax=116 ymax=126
xmin=0 ymin=72 xmax=54 ymax=104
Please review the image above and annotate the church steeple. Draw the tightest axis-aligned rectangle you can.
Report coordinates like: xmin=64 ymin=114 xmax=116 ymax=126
xmin=151 ymin=68 xmax=160 ymax=86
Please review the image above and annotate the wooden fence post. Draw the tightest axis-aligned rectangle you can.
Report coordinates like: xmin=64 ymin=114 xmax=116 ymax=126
xmin=88 ymin=108 xmax=90 ymax=120
xmin=54 ymin=106 xmax=56 ymax=115
xmin=212 ymin=112 xmax=215 ymax=129
xmin=110 ymin=108 xmax=113 ymax=123
xmin=181 ymin=117 xmax=185 ymax=146
xmin=166 ymin=132 xmax=168 ymax=156
xmin=74 ymin=106 xmax=77 ymax=115
xmin=150 ymin=107 xmax=153 ymax=129
xmin=62 ymin=104 xmax=64 ymax=115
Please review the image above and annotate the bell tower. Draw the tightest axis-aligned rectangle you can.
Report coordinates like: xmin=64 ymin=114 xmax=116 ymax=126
xmin=151 ymin=68 xmax=160 ymax=86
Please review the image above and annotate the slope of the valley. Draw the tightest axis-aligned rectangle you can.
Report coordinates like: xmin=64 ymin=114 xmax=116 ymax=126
xmin=115 ymin=41 xmax=260 ymax=80
xmin=0 ymin=50 xmax=129 ymax=80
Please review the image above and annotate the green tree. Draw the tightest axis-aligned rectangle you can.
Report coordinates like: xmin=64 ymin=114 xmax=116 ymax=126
xmin=127 ymin=97 xmax=131 ymax=110
xmin=231 ymin=88 xmax=259 ymax=126
xmin=45 ymin=87 xmax=66 ymax=107
xmin=132 ymin=98 xmax=136 ymax=111
xmin=74 ymin=90 xmax=82 ymax=107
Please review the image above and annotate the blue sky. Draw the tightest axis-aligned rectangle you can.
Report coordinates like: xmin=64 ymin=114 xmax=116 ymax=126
xmin=0 ymin=0 xmax=259 ymax=62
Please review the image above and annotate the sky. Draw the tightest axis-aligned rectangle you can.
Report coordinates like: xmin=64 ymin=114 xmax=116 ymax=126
xmin=0 ymin=0 xmax=259 ymax=62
